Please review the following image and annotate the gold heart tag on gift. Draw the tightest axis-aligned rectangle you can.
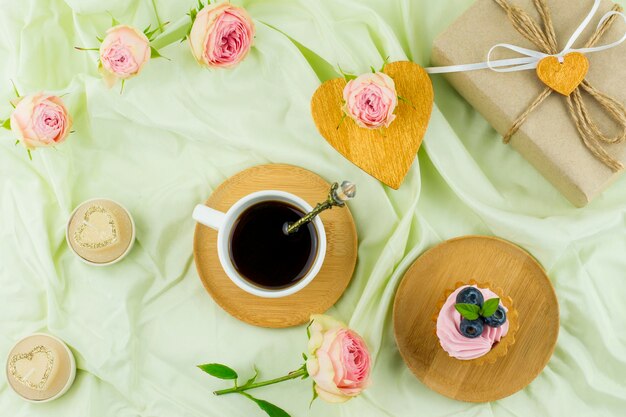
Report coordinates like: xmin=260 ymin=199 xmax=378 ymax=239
xmin=311 ymin=61 xmax=434 ymax=189
xmin=9 ymin=346 xmax=55 ymax=391
xmin=73 ymin=205 xmax=118 ymax=250
xmin=536 ymin=52 xmax=589 ymax=96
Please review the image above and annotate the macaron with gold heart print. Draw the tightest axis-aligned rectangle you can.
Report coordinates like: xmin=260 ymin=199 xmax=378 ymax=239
xmin=66 ymin=198 xmax=135 ymax=266
xmin=5 ymin=333 xmax=76 ymax=402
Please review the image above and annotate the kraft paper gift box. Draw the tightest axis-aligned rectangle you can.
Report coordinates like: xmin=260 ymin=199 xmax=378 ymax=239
xmin=431 ymin=0 xmax=626 ymax=207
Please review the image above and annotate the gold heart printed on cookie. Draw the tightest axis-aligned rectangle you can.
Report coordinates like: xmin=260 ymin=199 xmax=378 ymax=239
xmin=9 ymin=346 xmax=55 ymax=391
xmin=73 ymin=205 xmax=119 ymax=249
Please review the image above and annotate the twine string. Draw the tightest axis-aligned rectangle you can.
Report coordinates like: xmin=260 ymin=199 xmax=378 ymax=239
xmin=496 ymin=0 xmax=626 ymax=171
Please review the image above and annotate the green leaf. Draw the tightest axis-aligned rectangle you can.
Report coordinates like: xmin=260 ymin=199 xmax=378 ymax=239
xmin=381 ymin=56 xmax=390 ymax=72
xmin=120 ymin=79 xmax=125 ymax=95
xmin=309 ymin=383 xmax=318 ymax=408
xmin=150 ymin=46 xmax=169 ymax=60
xmin=197 ymin=363 xmax=238 ymax=380
xmin=190 ymin=8 xmax=198 ymax=22
xmin=146 ymin=28 xmax=160 ymax=40
xmin=336 ymin=112 xmax=347 ymax=130
xmin=301 ymin=352 xmax=307 ymax=361
xmin=185 ymin=7 xmax=198 ymax=40
xmin=398 ymin=95 xmax=416 ymax=110
xmin=481 ymin=298 xmax=500 ymax=318
xmin=370 ymin=65 xmax=376 ymax=73
xmin=27 ymin=149 xmax=32 ymax=161
xmin=454 ymin=303 xmax=480 ymax=321
xmin=108 ymin=11 xmax=120 ymax=27
xmin=143 ymin=24 xmax=152 ymax=35
xmin=243 ymin=367 xmax=258 ymax=387
xmin=10 ymin=79 xmax=20 ymax=98
xmin=96 ymin=35 xmax=103 ymax=42
xmin=241 ymin=393 xmax=291 ymax=417
xmin=1 ymin=118 xmax=10 ymax=130
xmin=182 ymin=12 xmax=194 ymax=41
xmin=337 ymin=65 xmax=357 ymax=81
xmin=14 ymin=139 xmax=19 ymax=145
xmin=198 ymin=0 xmax=204 ymax=10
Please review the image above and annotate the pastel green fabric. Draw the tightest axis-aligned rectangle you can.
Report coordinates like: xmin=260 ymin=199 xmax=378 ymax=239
xmin=1 ymin=0 xmax=625 ymax=416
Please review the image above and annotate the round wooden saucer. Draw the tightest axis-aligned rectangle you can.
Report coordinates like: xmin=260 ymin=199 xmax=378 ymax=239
xmin=193 ymin=164 xmax=358 ymax=328
xmin=393 ymin=236 xmax=559 ymax=402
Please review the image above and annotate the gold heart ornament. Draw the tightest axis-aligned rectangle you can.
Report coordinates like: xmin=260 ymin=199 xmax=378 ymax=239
xmin=9 ymin=346 xmax=55 ymax=391
xmin=73 ymin=205 xmax=118 ymax=250
xmin=311 ymin=61 xmax=434 ymax=189
xmin=536 ymin=52 xmax=589 ymax=96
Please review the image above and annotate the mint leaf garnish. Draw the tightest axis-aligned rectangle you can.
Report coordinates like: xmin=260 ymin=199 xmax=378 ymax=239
xmin=480 ymin=298 xmax=500 ymax=318
xmin=454 ymin=303 xmax=480 ymax=320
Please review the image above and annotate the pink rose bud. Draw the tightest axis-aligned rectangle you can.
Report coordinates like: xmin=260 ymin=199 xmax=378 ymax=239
xmin=99 ymin=25 xmax=151 ymax=87
xmin=306 ymin=315 xmax=372 ymax=403
xmin=189 ymin=2 xmax=255 ymax=69
xmin=342 ymin=72 xmax=398 ymax=129
xmin=10 ymin=93 xmax=72 ymax=149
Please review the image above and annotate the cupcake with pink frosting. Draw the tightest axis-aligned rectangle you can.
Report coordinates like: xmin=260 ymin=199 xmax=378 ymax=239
xmin=435 ymin=281 xmax=518 ymax=364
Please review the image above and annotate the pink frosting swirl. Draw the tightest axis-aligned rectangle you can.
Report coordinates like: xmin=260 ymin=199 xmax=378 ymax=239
xmin=436 ymin=285 xmax=509 ymax=360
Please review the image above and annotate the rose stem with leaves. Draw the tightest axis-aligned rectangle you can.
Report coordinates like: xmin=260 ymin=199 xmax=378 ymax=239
xmin=199 ymin=362 xmax=309 ymax=417
xmin=214 ymin=368 xmax=307 ymax=396
xmin=198 ymin=363 xmax=309 ymax=396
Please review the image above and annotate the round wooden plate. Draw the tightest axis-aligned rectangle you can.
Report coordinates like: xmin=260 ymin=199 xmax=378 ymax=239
xmin=393 ymin=236 xmax=559 ymax=402
xmin=193 ymin=164 xmax=358 ymax=328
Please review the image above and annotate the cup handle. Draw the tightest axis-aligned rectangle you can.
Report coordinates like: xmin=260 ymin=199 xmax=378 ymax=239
xmin=193 ymin=205 xmax=226 ymax=230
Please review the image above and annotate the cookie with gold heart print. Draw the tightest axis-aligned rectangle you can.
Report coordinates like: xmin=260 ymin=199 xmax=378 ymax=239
xmin=536 ymin=52 xmax=589 ymax=96
xmin=9 ymin=346 xmax=55 ymax=391
xmin=311 ymin=61 xmax=434 ymax=189
xmin=67 ymin=199 xmax=135 ymax=265
xmin=73 ymin=205 xmax=119 ymax=250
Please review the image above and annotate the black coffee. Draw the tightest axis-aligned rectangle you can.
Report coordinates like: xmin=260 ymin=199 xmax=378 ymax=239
xmin=229 ymin=201 xmax=318 ymax=289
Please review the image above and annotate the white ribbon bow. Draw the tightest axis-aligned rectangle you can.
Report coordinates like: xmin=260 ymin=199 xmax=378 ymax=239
xmin=426 ymin=0 xmax=626 ymax=74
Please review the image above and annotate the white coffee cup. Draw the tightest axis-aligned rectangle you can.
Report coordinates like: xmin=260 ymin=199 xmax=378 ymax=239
xmin=193 ymin=190 xmax=327 ymax=298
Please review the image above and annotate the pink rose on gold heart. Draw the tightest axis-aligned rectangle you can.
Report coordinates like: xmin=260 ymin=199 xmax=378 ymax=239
xmin=10 ymin=93 xmax=72 ymax=149
xmin=306 ymin=314 xmax=371 ymax=403
xmin=189 ymin=2 xmax=255 ymax=69
xmin=99 ymin=25 xmax=151 ymax=87
xmin=343 ymin=72 xmax=398 ymax=129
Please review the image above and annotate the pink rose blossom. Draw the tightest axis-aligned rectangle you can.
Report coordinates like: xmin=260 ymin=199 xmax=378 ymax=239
xmin=189 ymin=2 xmax=255 ymax=69
xmin=99 ymin=25 xmax=151 ymax=87
xmin=10 ymin=93 xmax=72 ymax=149
xmin=342 ymin=72 xmax=398 ymax=129
xmin=306 ymin=315 xmax=371 ymax=403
